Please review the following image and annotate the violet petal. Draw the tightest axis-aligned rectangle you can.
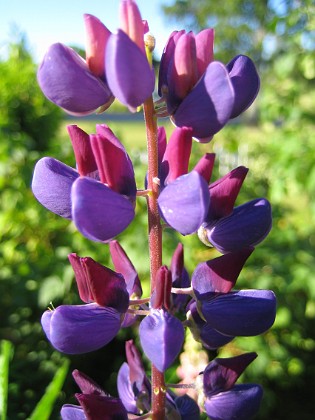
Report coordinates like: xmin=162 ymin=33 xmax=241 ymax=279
xmin=117 ymin=363 xmax=139 ymax=415
xmin=72 ymin=369 xmax=106 ymax=396
xmin=106 ymin=30 xmax=155 ymax=109
xmin=227 ymin=55 xmax=260 ymax=119
xmin=71 ymin=177 xmax=135 ymax=243
xmin=174 ymin=395 xmax=200 ymax=419
xmin=139 ymin=309 xmax=184 ymax=372
xmin=61 ymin=405 xmax=86 ymax=420
xmin=41 ymin=303 xmax=121 ymax=354
xmin=206 ymin=198 xmax=272 ymax=254
xmin=172 ymin=61 xmax=235 ymax=139
xmin=204 ymin=384 xmax=263 ymax=420
xmin=158 ymin=171 xmax=210 ymax=235
xmin=37 ymin=43 xmax=113 ymax=114
xmin=32 ymin=157 xmax=78 ymax=219
xmin=201 ymin=289 xmax=277 ymax=336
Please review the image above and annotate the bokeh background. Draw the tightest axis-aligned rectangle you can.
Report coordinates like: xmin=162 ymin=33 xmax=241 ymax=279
xmin=1 ymin=0 xmax=315 ymax=419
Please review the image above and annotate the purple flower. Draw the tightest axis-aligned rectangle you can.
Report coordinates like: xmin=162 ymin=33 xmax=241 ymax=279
xmin=38 ymin=15 xmax=114 ymax=115
xmin=151 ymin=126 xmax=210 ymax=235
xmin=202 ymin=354 xmax=263 ymax=420
xmin=109 ymin=240 xmax=142 ymax=327
xmin=41 ymin=254 xmax=129 ymax=354
xmin=200 ymin=289 xmax=276 ymax=337
xmin=139 ymin=309 xmax=185 ymax=372
xmin=61 ymin=370 xmax=128 ymax=420
xmin=202 ymin=198 xmax=273 ymax=254
xmin=32 ymin=124 xmax=136 ymax=242
xmin=186 ymin=249 xmax=276 ymax=344
xmin=105 ymin=0 xmax=155 ymax=110
xmin=41 ymin=304 xmax=121 ymax=354
xmin=158 ymin=29 xmax=260 ymax=141
xmin=196 ymin=165 xmax=272 ymax=253
xmin=117 ymin=340 xmax=151 ymax=415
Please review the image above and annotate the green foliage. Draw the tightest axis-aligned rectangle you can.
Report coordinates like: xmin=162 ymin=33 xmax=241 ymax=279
xmin=0 ymin=340 xmax=13 ymax=420
xmin=28 ymin=359 xmax=69 ymax=420
xmin=0 ymin=35 xmax=62 ymax=151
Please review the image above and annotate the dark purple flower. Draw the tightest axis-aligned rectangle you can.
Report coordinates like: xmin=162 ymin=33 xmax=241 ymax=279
xmin=41 ymin=303 xmax=121 ymax=354
xmin=109 ymin=240 xmax=142 ymax=327
xmin=158 ymin=29 xmax=260 ymax=141
xmin=32 ymin=124 xmax=136 ymax=242
xmin=38 ymin=14 xmax=114 ymax=115
xmin=202 ymin=354 xmax=263 ymax=420
xmin=41 ymin=253 xmax=131 ymax=354
xmin=202 ymin=198 xmax=272 ymax=254
xmin=187 ymin=301 xmax=235 ymax=350
xmin=105 ymin=0 xmax=155 ymax=110
xmin=117 ymin=340 xmax=151 ymax=415
xmin=191 ymin=248 xmax=254 ymax=300
xmin=61 ymin=370 xmax=128 ymax=420
xmin=200 ymin=289 xmax=276 ymax=337
xmin=170 ymin=243 xmax=191 ymax=310
xmin=205 ymin=384 xmax=263 ymax=420
xmin=68 ymin=253 xmax=129 ymax=312
xmin=139 ymin=309 xmax=185 ymax=372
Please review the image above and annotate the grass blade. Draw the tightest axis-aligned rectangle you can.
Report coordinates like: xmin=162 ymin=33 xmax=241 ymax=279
xmin=0 ymin=340 xmax=14 ymax=420
xmin=28 ymin=359 xmax=70 ymax=420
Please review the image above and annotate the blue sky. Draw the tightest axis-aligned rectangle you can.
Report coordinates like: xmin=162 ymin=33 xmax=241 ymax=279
xmin=0 ymin=0 xmax=178 ymax=62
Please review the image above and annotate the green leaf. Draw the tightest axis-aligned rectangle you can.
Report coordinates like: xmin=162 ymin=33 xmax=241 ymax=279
xmin=28 ymin=359 xmax=70 ymax=420
xmin=0 ymin=340 xmax=14 ymax=420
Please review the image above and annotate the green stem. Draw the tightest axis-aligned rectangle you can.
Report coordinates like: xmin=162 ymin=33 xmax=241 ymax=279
xmin=143 ymin=97 xmax=165 ymax=420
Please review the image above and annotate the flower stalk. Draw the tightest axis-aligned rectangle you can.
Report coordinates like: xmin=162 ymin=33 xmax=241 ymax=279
xmin=143 ymin=96 xmax=165 ymax=419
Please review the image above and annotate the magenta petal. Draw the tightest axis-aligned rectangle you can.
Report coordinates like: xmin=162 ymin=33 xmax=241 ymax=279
xmin=201 ymin=289 xmax=277 ymax=336
xmin=61 ymin=404 xmax=86 ymax=420
xmin=192 ymin=248 xmax=254 ymax=299
xmin=37 ymin=43 xmax=113 ymax=114
xmin=72 ymin=369 xmax=106 ymax=396
xmin=207 ymin=166 xmax=249 ymax=221
xmin=76 ymin=394 xmax=128 ymax=420
xmin=106 ymin=30 xmax=155 ymax=108
xmin=71 ymin=177 xmax=135 ymax=242
xmin=172 ymin=61 xmax=235 ymax=139
xmin=203 ymin=353 xmax=257 ymax=396
xmin=158 ymin=171 xmax=210 ymax=235
xmin=204 ymin=384 xmax=263 ymax=420
xmin=139 ymin=309 xmax=184 ymax=372
xmin=32 ymin=157 xmax=78 ymax=219
xmin=161 ymin=126 xmax=193 ymax=185
xmin=41 ymin=303 xmax=121 ymax=354
xmin=227 ymin=55 xmax=260 ymax=119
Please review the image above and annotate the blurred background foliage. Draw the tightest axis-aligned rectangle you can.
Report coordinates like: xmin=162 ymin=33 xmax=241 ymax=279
xmin=0 ymin=0 xmax=314 ymax=418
